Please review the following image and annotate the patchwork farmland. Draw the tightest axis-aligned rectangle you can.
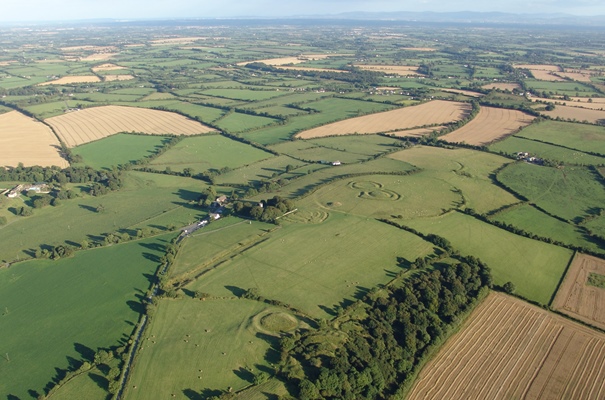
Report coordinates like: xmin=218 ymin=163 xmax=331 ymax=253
xmin=46 ymin=105 xmax=216 ymax=146
xmin=408 ymin=292 xmax=605 ymax=400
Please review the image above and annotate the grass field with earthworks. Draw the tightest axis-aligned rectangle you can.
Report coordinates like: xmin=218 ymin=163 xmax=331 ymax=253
xmin=515 ymin=120 xmax=605 ymax=156
xmin=489 ymin=136 xmax=605 ymax=165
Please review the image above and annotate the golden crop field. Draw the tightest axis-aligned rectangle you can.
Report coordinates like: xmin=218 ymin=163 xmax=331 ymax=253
xmin=442 ymin=88 xmax=483 ymax=97
xmin=103 ymin=74 xmax=135 ymax=81
xmin=540 ymin=104 xmax=605 ymax=123
xmin=91 ymin=63 xmax=126 ymax=72
xmin=0 ymin=111 xmax=68 ymax=168
xmin=275 ymin=66 xmax=346 ymax=73
xmin=441 ymin=106 xmax=535 ymax=145
xmin=355 ymin=64 xmax=421 ymax=76
xmin=80 ymin=53 xmax=118 ymax=61
xmin=481 ymin=82 xmax=521 ymax=91
xmin=552 ymin=253 xmax=605 ymax=331
xmin=401 ymin=47 xmax=436 ymax=51
xmin=38 ymin=75 xmax=101 ymax=85
xmin=514 ymin=64 xmax=562 ymax=71
xmin=514 ymin=64 xmax=566 ymax=81
xmin=408 ymin=292 xmax=605 ymax=400
xmin=296 ymin=100 xmax=470 ymax=139
xmin=237 ymin=54 xmax=351 ymax=66
xmin=531 ymin=97 xmax=605 ymax=111
xmin=388 ymin=126 xmax=445 ymax=137
xmin=45 ymin=105 xmax=216 ymax=147
xmin=557 ymin=71 xmax=593 ymax=82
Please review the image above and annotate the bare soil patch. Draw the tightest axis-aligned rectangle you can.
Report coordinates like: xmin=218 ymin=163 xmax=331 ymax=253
xmin=296 ymin=100 xmax=470 ymax=139
xmin=0 ymin=111 xmax=68 ymax=168
xmin=441 ymin=106 xmax=535 ymax=145
xmin=408 ymin=292 xmax=605 ymax=400
xmin=552 ymin=253 xmax=605 ymax=330
xmin=46 ymin=105 xmax=216 ymax=147
xmin=39 ymin=75 xmax=101 ymax=86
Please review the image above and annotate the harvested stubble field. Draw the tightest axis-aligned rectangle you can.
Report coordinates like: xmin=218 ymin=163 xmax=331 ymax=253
xmin=38 ymin=75 xmax=101 ymax=85
xmin=355 ymin=64 xmax=421 ymax=76
xmin=388 ymin=126 xmax=445 ymax=137
xmin=441 ymin=106 xmax=535 ymax=145
xmin=441 ymin=88 xmax=483 ymax=97
xmin=0 ymin=110 xmax=68 ymax=168
xmin=103 ymin=74 xmax=135 ymax=81
xmin=46 ymin=105 xmax=216 ymax=147
xmin=237 ymin=54 xmax=350 ymax=66
xmin=481 ymin=82 xmax=521 ymax=91
xmin=295 ymin=100 xmax=470 ymax=139
xmin=531 ymin=97 xmax=605 ymax=111
xmin=539 ymin=104 xmax=605 ymax=123
xmin=557 ymin=71 xmax=593 ymax=82
xmin=275 ymin=65 xmax=346 ymax=73
xmin=408 ymin=292 xmax=605 ymax=400
xmin=91 ymin=63 xmax=125 ymax=72
xmin=552 ymin=253 xmax=605 ymax=330
xmin=80 ymin=53 xmax=118 ymax=61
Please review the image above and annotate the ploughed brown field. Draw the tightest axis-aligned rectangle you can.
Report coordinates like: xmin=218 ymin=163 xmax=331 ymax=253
xmin=441 ymin=106 xmax=535 ymax=145
xmin=296 ymin=100 xmax=470 ymax=139
xmin=45 ymin=105 xmax=216 ymax=147
xmin=408 ymin=292 xmax=605 ymax=400
xmin=0 ymin=111 xmax=68 ymax=168
xmin=552 ymin=253 xmax=605 ymax=331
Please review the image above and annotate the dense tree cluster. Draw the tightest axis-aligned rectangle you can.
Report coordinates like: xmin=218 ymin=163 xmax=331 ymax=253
xmin=281 ymin=260 xmax=492 ymax=399
xmin=232 ymin=195 xmax=296 ymax=223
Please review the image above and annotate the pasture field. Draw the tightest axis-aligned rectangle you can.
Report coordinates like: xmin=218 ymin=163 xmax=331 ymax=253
xmin=147 ymin=134 xmax=273 ymax=173
xmin=0 ymin=172 xmax=203 ymax=261
xmin=0 ymin=234 xmax=171 ymax=399
xmin=145 ymin=100 xmax=226 ymax=124
xmin=186 ymin=213 xmax=435 ymax=318
xmin=214 ymin=112 xmax=277 ymax=133
xmin=213 ymin=155 xmax=306 ymax=185
xmin=490 ymin=204 xmax=603 ymax=253
xmin=308 ymin=134 xmax=404 ymax=156
xmin=169 ymin=217 xmax=275 ymax=278
xmin=0 ymin=110 xmax=68 ymax=168
xmin=48 ymin=365 xmax=111 ymax=400
xmin=441 ymin=106 xmax=534 ymax=145
xmin=254 ymin=105 xmax=307 ymax=117
xmin=489 ymin=136 xmax=605 ymax=165
xmin=389 ymin=146 xmax=518 ymax=214
xmin=296 ymin=100 xmax=470 ymax=138
xmin=72 ymin=92 xmax=143 ymax=103
xmin=539 ymin=104 xmax=605 ymax=123
xmin=71 ymin=134 xmax=171 ymax=170
xmin=24 ymin=100 xmax=97 ymax=119
xmin=406 ymin=211 xmax=572 ymax=304
xmin=46 ymin=106 xmax=215 ymax=147
xmin=532 ymin=97 xmax=605 ymax=110
xmin=497 ymin=162 xmax=605 ymax=223
xmin=123 ymin=299 xmax=279 ymax=400
xmin=39 ymin=75 xmax=101 ymax=85
xmin=408 ymin=292 xmax=605 ymax=400
xmin=552 ymin=253 xmax=605 ymax=330
xmin=515 ymin=120 xmax=605 ymax=156
xmin=524 ymin=79 xmax=598 ymax=96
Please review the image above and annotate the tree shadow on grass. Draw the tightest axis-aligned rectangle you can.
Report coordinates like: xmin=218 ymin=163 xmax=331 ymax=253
xmin=225 ymin=285 xmax=246 ymax=297
xmin=142 ymin=252 xmax=160 ymax=263
xmin=74 ymin=342 xmax=95 ymax=362
xmin=233 ymin=366 xmax=255 ymax=383
xmin=139 ymin=241 xmax=166 ymax=252
xmin=28 ymin=389 xmax=41 ymax=399
xmin=88 ymin=372 xmax=109 ymax=391
xmin=127 ymin=300 xmax=145 ymax=314
xmin=79 ymin=204 xmax=99 ymax=213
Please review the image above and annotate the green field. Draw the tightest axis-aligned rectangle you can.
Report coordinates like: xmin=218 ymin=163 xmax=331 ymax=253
xmin=0 ymin=234 xmax=172 ymax=399
xmin=514 ymin=120 xmax=605 ymax=156
xmin=0 ymin=172 xmax=204 ymax=261
xmin=406 ymin=211 xmax=573 ymax=304
xmin=186 ymin=213 xmax=435 ymax=318
xmin=497 ymin=162 xmax=605 ymax=223
xmin=123 ymin=299 xmax=278 ymax=399
xmin=214 ymin=112 xmax=277 ymax=133
xmin=490 ymin=135 xmax=605 ymax=165
xmin=201 ymin=88 xmax=291 ymax=101
xmin=490 ymin=204 xmax=603 ymax=254
xmin=48 ymin=365 xmax=111 ymax=400
xmin=214 ymin=155 xmax=307 ymax=185
xmin=72 ymin=134 xmax=171 ymax=169
xmin=147 ymin=134 xmax=273 ymax=174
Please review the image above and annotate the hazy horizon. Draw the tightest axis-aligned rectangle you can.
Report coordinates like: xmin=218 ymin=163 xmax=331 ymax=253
xmin=2 ymin=0 xmax=605 ymax=23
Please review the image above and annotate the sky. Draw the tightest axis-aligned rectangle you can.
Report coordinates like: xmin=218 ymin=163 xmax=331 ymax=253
xmin=2 ymin=0 xmax=605 ymax=22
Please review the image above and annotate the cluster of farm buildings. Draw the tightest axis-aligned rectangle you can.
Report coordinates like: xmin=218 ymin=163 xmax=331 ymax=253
xmin=2 ymin=183 xmax=49 ymax=198
xmin=516 ymin=152 xmax=544 ymax=165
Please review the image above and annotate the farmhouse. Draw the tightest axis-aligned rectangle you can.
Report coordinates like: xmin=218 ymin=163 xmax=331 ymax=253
xmin=5 ymin=183 xmax=50 ymax=198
